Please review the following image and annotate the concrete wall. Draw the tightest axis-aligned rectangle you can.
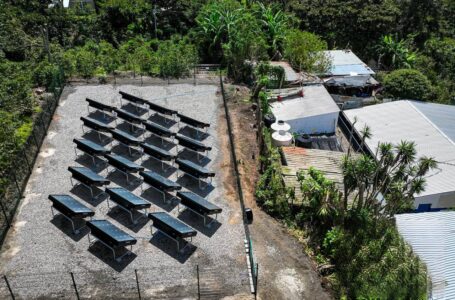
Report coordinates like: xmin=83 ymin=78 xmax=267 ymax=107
xmin=286 ymin=112 xmax=339 ymax=134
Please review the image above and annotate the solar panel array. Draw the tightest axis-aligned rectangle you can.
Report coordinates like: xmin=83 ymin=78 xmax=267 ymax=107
xmin=48 ymin=91 xmax=222 ymax=261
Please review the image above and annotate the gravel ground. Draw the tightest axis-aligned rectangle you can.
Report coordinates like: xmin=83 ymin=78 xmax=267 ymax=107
xmin=0 ymin=83 xmax=249 ymax=299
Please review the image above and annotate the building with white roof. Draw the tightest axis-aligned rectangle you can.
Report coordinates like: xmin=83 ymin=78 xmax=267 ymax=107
xmin=321 ymin=50 xmax=375 ymax=76
xmin=270 ymin=84 xmax=340 ymax=134
xmin=343 ymin=100 xmax=455 ymax=209
xmin=396 ymin=211 xmax=455 ymax=299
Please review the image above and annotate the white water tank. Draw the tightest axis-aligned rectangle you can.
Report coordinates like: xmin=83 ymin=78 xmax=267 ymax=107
xmin=272 ymin=130 xmax=293 ymax=146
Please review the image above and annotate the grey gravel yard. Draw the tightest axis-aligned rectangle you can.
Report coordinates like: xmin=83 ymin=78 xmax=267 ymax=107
xmin=0 ymin=84 xmax=250 ymax=299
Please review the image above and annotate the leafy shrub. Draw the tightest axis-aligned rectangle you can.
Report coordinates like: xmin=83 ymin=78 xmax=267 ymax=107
xmin=157 ymin=37 xmax=198 ymax=78
xmin=283 ymin=29 xmax=329 ymax=73
xmin=33 ymin=61 xmax=60 ymax=88
xmin=383 ymin=69 xmax=432 ymax=100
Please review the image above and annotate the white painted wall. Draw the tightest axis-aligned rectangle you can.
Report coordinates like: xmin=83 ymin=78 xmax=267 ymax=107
xmin=414 ymin=191 xmax=455 ymax=209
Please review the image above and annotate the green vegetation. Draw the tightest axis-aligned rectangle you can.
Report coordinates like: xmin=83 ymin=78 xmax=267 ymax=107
xmin=1 ymin=0 xmax=454 ymax=297
xmin=383 ymin=69 xmax=433 ymax=101
xmin=256 ymin=128 xmax=434 ymax=298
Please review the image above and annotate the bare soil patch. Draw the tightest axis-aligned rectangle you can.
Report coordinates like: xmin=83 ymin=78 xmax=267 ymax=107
xmin=223 ymin=84 xmax=332 ymax=300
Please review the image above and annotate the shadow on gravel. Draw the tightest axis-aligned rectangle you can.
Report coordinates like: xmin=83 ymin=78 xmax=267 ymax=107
xmin=88 ymin=241 xmax=137 ymax=272
xmin=140 ymin=189 xmax=178 ymax=212
xmin=143 ymin=135 xmax=176 ymax=151
xmin=106 ymin=170 xmax=142 ymax=191
xmin=141 ymin=157 xmax=176 ymax=177
xmin=176 ymin=148 xmax=211 ymax=167
xmin=81 ymin=131 xmax=112 ymax=147
xmin=149 ymin=232 xmax=196 ymax=264
xmin=75 ymin=155 xmax=108 ymax=173
xmin=176 ymin=176 xmax=214 ymax=197
xmin=87 ymin=111 xmax=116 ymax=124
xmin=148 ymin=114 xmax=177 ymax=128
xmin=115 ymin=122 xmax=145 ymax=138
xmin=176 ymin=209 xmax=221 ymax=237
xmin=178 ymin=126 xmax=209 ymax=141
xmin=110 ymin=144 xmax=143 ymax=160
xmin=50 ymin=216 xmax=89 ymax=241
xmin=106 ymin=207 xmax=149 ymax=233
xmin=120 ymin=102 xmax=148 ymax=117
xmin=70 ymin=184 xmax=108 ymax=207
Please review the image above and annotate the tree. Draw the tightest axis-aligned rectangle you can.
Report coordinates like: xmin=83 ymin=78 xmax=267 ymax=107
xmin=383 ymin=69 xmax=432 ymax=100
xmin=282 ymin=29 xmax=330 ymax=73
xmin=157 ymin=36 xmax=198 ymax=78
xmin=253 ymin=2 xmax=295 ymax=58
xmin=222 ymin=12 xmax=268 ymax=83
xmin=195 ymin=0 xmax=245 ymax=62
xmin=376 ymin=35 xmax=416 ymax=69
xmin=341 ymin=140 xmax=437 ymax=217
xmin=289 ymin=0 xmax=401 ymax=58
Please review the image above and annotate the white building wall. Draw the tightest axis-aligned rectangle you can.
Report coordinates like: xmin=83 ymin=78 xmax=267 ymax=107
xmin=415 ymin=191 xmax=455 ymax=209
xmin=286 ymin=112 xmax=339 ymax=134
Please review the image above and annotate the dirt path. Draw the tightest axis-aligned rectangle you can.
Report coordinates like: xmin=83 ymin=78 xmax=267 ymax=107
xmin=221 ymin=84 xmax=332 ymax=300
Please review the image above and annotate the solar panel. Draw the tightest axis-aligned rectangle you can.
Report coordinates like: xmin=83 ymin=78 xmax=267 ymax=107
xmin=87 ymin=220 xmax=137 ymax=247
xmin=149 ymin=212 xmax=196 ymax=238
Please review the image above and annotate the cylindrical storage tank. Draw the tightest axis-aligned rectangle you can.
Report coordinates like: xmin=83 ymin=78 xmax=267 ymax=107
xmin=272 ymin=130 xmax=293 ymax=146
xmin=295 ymin=134 xmax=312 ymax=148
xmin=263 ymin=113 xmax=276 ymax=128
xmin=271 ymin=120 xmax=291 ymax=133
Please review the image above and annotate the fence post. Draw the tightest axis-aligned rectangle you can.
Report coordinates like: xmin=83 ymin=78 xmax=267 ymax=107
xmin=193 ymin=66 xmax=196 ymax=86
xmin=70 ymin=272 xmax=80 ymax=300
xmin=254 ymin=263 xmax=259 ymax=298
xmin=196 ymin=264 xmax=200 ymax=300
xmin=0 ymin=200 xmax=11 ymax=227
xmin=3 ymin=275 xmax=15 ymax=300
xmin=134 ymin=269 xmax=141 ymax=300
xmin=21 ymin=148 xmax=31 ymax=173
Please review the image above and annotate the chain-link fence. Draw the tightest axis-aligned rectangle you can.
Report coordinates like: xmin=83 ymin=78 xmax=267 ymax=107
xmin=0 ymin=66 xmax=65 ymax=246
xmin=0 ymin=266 xmax=200 ymax=299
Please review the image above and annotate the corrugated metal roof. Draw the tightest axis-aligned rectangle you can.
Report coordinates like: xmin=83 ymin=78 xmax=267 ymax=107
xmin=396 ymin=211 xmax=455 ymax=299
xmin=344 ymin=100 xmax=455 ymax=199
xmin=321 ymin=50 xmax=375 ymax=76
xmin=412 ymin=101 xmax=455 ymax=143
xmin=270 ymin=84 xmax=339 ymax=120
xmin=281 ymin=147 xmax=346 ymax=204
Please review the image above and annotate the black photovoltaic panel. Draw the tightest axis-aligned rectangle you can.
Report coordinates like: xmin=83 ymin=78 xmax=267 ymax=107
xmin=86 ymin=98 xmax=115 ymax=112
xmin=176 ymin=159 xmax=215 ymax=179
xmin=87 ymin=220 xmax=137 ymax=247
xmin=68 ymin=166 xmax=110 ymax=186
xmin=106 ymin=187 xmax=151 ymax=210
xmin=48 ymin=194 xmax=94 ymax=218
xmin=73 ymin=138 xmax=110 ymax=155
xmin=141 ymin=143 xmax=175 ymax=161
xmin=140 ymin=171 xmax=181 ymax=192
xmin=149 ymin=212 xmax=196 ymax=238
xmin=105 ymin=154 xmax=144 ymax=172
xmin=177 ymin=191 xmax=222 ymax=215
xmin=176 ymin=134 xmax=211 ymax=152
xmin=80 ymin=116 xmax=114 ymax=132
